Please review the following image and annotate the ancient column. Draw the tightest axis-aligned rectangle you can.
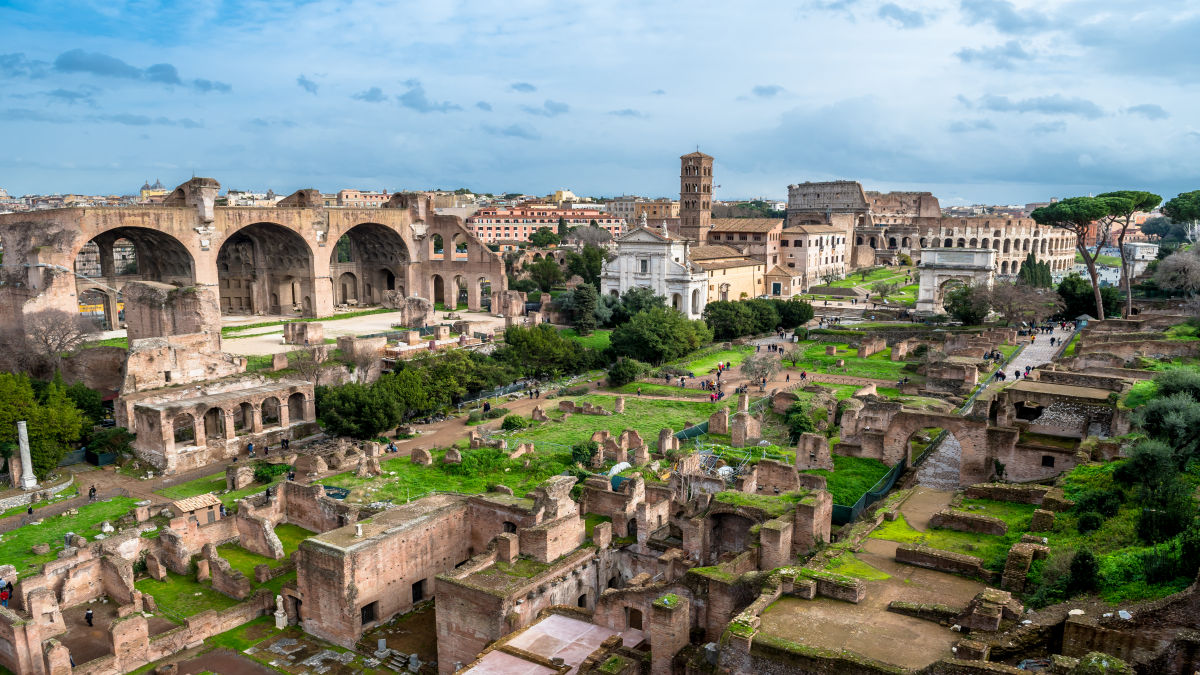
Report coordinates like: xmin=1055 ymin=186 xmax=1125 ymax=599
xmin=18 ymin=421 xmax=38 ymax=490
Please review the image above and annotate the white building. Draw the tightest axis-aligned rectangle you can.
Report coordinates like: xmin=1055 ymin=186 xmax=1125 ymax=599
xmin=603 ymin=195 xmax=641 ymax=222
xmin=600 ymin=218 xmax=707 ymax=319
xmin=1123 ymin=242 xmax=1159 ymax=280
xmin=779 ymin=224 xmax=849 ymax=291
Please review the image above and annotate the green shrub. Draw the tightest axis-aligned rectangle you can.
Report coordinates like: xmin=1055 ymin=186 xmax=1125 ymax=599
xmin=608 ymin=357 xmax=649 ymax=387
xmin=484 ymin=407 xmax=509 ymax=419
xmin=253 ymin=462 xmax=291 ymax=484
xmin=559 ymin=385 xmax=590 ymax=397
xmin=1076 ymin=511 xmax=1104 ymax=533
xmin=571 ymin=441 xmax=598 ymax=466
xmin=501 ymin=415 xmax=529 ymax=431
xmin=1068 ymin=549 xmax=1100 ymax=596
xmin=1074 ymin=489 xmax=1121 ymax=517
xmin=468 ymin=410 xmax=482 ymax=423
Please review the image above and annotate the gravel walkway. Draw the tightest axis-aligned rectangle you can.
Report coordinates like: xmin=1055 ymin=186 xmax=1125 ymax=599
xmin=915 ymin=432 xmax=962 ymax=491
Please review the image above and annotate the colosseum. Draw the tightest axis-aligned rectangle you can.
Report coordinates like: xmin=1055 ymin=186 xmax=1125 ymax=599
xmin=0 ymin=178 xmax=507 ymax=330
xmin=786 ymin=180 xmax=1076 ymax=275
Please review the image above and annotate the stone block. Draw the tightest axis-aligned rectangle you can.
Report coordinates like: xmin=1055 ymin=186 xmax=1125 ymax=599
xmin=614 ymin=397 xmax=625 ymax=413
xmin=929 ymin=509 xmax=1008 ymax=536
xmin=593 ymin=521 xmax=612 ymax=549
xmin=1030 ymin=509 xmax=1055 ymax=532
xmin=196 ymin=559 xmax=210 ymax=582
xmin=145 ymin=553 xmax=166 ymax=581
xmin=411 ymin=448 xmax=432 ymax=466
xmin=531 ymin=406 xmax=549 ymax=422
xmin=708 ymin=408 xmax=729 ymax=435
xmin=272 ymin=352 xmax=289 ymax=371
xmin=955 ymin=639 xmax=990 ymax=661
xmin=825 ymin=345 xmax=836 ymax=356
xmin=496 ymin=532 xmax=518 ymax=563
xmin=443 ymin=448 xmax=462 ymax=465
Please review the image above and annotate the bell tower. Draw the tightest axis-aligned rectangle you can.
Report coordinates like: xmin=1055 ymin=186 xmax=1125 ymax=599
xmin=679 ymin=150 xmax=713 ymax=241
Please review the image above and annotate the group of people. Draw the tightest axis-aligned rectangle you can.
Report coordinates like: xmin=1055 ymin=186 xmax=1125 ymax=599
xmin=817 ymin=317 xmax=845 ymax=327
xmin=523 ymin=386 xmax=542 ymax=399
xmin=0 ymin=579 xmax=12 ymax=608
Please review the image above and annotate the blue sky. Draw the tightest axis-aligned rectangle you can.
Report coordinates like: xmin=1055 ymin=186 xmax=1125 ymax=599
xmin=0 ymin=0 xmax=1197 ymax=205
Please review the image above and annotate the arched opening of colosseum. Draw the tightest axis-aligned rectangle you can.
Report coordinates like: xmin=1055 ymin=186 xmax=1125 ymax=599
xmin=708 ymin=512 xmax=755 ymax=564
xmin=920 ymin=238 xmax=928 ymax=247
xmin=74 ymin=227 xmax=195 ymax=329
xmin=432 ymin=275 xmax=446 ymax=306
xmin=957 ymin=238 xmax=966 ymax=247
xmin=943 ymin=238 xmax=952 ymax=247
xmin=203 ymin=407 xmax=225 ymax=443
xmin=1040 ymin=239 xmax=1048 ymax=254
xmin=173 ymin=413 xmax=195 ymax=445
xmin=288 ymin=392 xmax=307 ymax=422
xmin=337 ymin=272 xmax=359 ymax=305
xmin=970 ymin=238 xmax=978 ymax=247
xmin=232 ymin=402 xmax=253 ymax=433
xmin=856 ymin=236 xmax=863 ymax=245
xmin=330 ymin=223 xmax=408 ymax=307
xmin=1003 ymin=239 xmax=1011 ymax=253
xmin=1001 ymin=260 xmax=1010 ymax=274
xmin=216 ymin=222 xmax=314 ymax=317
xmin=888 ymin=237 xmax=897 ymax=248
xmin=902 ymin=237 xmax=911 ymax=247
xmin=431 ymin=234 xmax=444 ymax=260
xmin=262 ymin=397 xmax=281 ymax=427
xmin=77 ymin=289 xmax=112 ymax=330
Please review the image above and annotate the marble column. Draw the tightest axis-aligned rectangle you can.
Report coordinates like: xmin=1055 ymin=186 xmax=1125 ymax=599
xmin=17 ymin=421 xmax=38 ymax=490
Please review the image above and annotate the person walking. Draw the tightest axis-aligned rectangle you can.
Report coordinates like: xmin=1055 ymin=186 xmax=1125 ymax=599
xmin=282 ymin=437 xmax=290 ymax=451
xmin=85 ymin=608 xmax=94 ymax=627
xmin=1 ymin=587 xmax=9 ymax=608
xmin=785 ymin=373 xmax=790 ymax=383
xmin=88 ymin=485 xmax=97 ymax=502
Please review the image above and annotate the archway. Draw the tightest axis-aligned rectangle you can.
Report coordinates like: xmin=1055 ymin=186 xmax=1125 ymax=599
xmin=957 ymin=238 xmax=966 ymax=248
xmin=329 ymin=223 xmax=409 ymax=308
xmin=74 ymin=228 xmax=193 ymax=284
xmin=452 ymin=234 xmax=469 ymax=261
xmin=337 ymin=272 xmax=359 ymax=305
xmin=969 ymin=238 xmax=977 ymax=247
xmin=173 ymin=413 xmax=195 ymax=445
xmin=902 ymin=237 xmax=911 ymax=248
xmin=1001 ymin=260 xmax=1009 ymax=274
xmin=432 ymin=275 xmax=446 ymax=306
xmin=233 ymin=402 xmax=253 ymax=433
xmin=944 ymin=238 xmax=952 ymax=247
xmin=1003 ymin=239 xmax=1011 ymax=253
xmin=672 ymin=293 xmax=683 ymax=311
xmin=906 ymin=426 xmax=943 ymax=465
xmin=217 ymin=222 xmax=315 ymax=317
xmin=627 ymin=608 xmax=643 ymax=631
xmin=288 ymin=392 xmax=306 ymax=422
xmin=453 ymin=274 xmax=467 ymax=310
xmin=691 ymin=289 xmax=700 ymax=314
xmin=262 ymin=397 xmax=281 ymax=427
xmin=203 ymin=407 xmax=225 ymax=443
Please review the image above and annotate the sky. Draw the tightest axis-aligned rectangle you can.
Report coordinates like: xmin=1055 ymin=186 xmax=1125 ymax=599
xmin=0 ymin=0 xmax=1198 ymax=205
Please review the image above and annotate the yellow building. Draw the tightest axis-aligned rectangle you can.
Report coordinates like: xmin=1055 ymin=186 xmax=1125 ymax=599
xmin=689 ymin=244 xmax=765 ymax=301
xmin=634 ymin=198 xmax=680 ymax=221
xmin=139 ymin=179 xmax=167 ymax=203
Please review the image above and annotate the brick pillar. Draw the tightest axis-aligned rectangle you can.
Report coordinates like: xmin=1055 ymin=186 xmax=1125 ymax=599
xmin=278 ymin=403 xmax=291 ymax=430
xmin=223 ymin=410 xmax=236 ymax=440
xmin=649 ymin=594 xmax=690 ymax=675
xmin=759 ymin=518 xmax=793 ymax=570
xmin=251 ymin=405 xmax=263 ymax=433
xmin=192 ymin=412 xmax=206 ymax=448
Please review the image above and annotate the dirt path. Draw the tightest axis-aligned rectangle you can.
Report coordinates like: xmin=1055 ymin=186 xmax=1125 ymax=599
xmin=897 ymin=487 xmax=954 ymax=531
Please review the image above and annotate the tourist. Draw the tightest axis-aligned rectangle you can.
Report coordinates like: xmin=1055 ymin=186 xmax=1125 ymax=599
xmin=85 ymin=608 xmax=93 ymax=627
xmin=88 ymin=485 xmax=96 ymax=502
xmin=247 ymin=441 xmax=255 ymax=457
xmin=482 ymin=401 xmax=491 ymax=413
xmin=1014 ymin=370 xmax=1021 ymax=379
xmin=785 ymin=373 xmax=790 ymax=383
xmin=801 ymin=371 xmax=807 ymax=381
xmin=263 ymin=444 xmax=269 ymax=456
xmin=282 ymin=438 xmax=290 ymax=451
xmin=637 ymin=387 xmax=642 ymax=397
xmin=0 ymin=587 xmax=8 ymax=608
xmin=1049 ymin=336 xmax=1056 ymax=347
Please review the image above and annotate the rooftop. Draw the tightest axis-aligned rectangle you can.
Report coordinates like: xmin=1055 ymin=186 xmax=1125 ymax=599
xmin=172 ymin=493 xmax=222 ymax=513
xmin=782 ymin=224 xmax=844 ymax=235
xmin=464 ymin=613 xmax=640 ymax=674
xmin=709 ymin=218 xmax=782 ymax=233
xmin=690 ymin=244 xmax=743 ymax=260
xmin=307 ymin=493 xmax=466 ymax=552
xmin=695 ymin=259 xmax=764 ymax=271
xmin=1005 ymin=380 xmax=1114 ymax=402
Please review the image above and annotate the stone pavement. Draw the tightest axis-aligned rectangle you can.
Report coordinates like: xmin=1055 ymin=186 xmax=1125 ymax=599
xmin=984 ymin=327 xmax=1075 ymax=395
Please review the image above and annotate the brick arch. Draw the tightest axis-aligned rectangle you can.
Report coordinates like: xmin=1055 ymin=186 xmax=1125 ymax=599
xmin=876 ymin=411 xmax=1010 ymax=486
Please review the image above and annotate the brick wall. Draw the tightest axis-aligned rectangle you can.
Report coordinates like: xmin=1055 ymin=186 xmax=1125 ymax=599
xmin=896 ymin=544 xmax=988 ymax=579
xmin=929 ymin=509 xmax=1008 ymax=536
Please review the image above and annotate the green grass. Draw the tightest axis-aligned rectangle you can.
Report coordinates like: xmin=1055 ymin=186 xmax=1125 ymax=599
xmin=205 ymin=615 xmax=281 ymax=652
xmin=713 ymin=490 xmax=806 ymax=518
xmin=4 ymin=496 xmax=140 ymax=578
xmin=1122 ymin=380 xmax=1158 ymax=409
xmin=505 ymin=394 xmax=718 ymax=447
xmin=0 ymin=485 xmax=78 ymax=518
xmin=681 ymin=346 xmax=754 ymax=374
xmin=83 ymin=336 xmax=128 ymax=349
xmin=135 ymin=571 xmax=241 ymax=619
xmin=826 ymin=267 xmax=915 ymax=288
xmin=584 ymin=513 xmax=612 ymax=539
xmin=1062 ymin=333 xmax=1079 ymax=357
xmin=787 ymin=383 xmax=864 ymax=402
xmin=1018 ymin=432 xmax=1079 ymax=451
xmin=611 ymin=381 xmax=713 ymax=399
xmin=155 ymin=472 xmax=286 ymax=510
xmin=561 ymin=328 xmax=612 ymax=350
xmin=823 ymin=551 xmax=891 ymax=580
xmin=218 ymin=524 xmax=313 ymax=579
xmin=157 ymin=473 xmax=226 ymax=500
xmin=801 ymin=454 xmax=891 ymax=506
xmin=954 ymin=498 xmax=1037 ymax=529
xmin=1076 ymin=251 xmax=1122 ymax=267
xmin=1165 ymin=322 xmax=1200 ymax=341
xmin=870 ymin=512 xmax=1017 ymax=572
xmin=789 ymin=341 xmax=910 ymax=382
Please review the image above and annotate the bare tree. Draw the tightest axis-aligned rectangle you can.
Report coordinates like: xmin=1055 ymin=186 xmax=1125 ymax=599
xmin=1154 ymin=248 xmax=1200 ymax=296
xmin=740 ymin=352 xmax=782 ymax=390
xmin=783 ymin=345 xmax=803 ymax=368
xmin=24 ymin=309 xmax=97 ymax=373
xmin=290 ymin=346 xmax=328 ymax=386
xmin=986 ymin=282 xmax=1064 ymax=326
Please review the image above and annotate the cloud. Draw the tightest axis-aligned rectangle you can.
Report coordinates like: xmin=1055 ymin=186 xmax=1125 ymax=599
xmin=521 ymin=99 xmax=569 ymax=117
xmin=0 ymin=107 xmax=69 ymax=123
xmin=296 ymin=75 xmax=318 ymax=95
xmin=1126 ymin=103 xmax=1169 ymax=120
xmin=752 ymin=85 xmax=784 ymax=98
xmin=1029 ymin=120 xmax=1066 ymax=134
xmin=475 ymin=101 xmax=492 ymax=111
xmin=608 ymin=108 xmax=646 ymax=118
xmin=877 ymin=3 xmax=925 ymax=29
xmin=396 ymin=79 xmax=461 ymax=113
xmin=191 ymin=78 xmax=231 ymax=93
xmin=960 ymin=0 xmax=1048 ymax=34
xmin=353 ymin=87 xmax=386 ymax=103
xmin=956 ymin=40 xmax=1032 ymax=70
xmin=948 ymin=119 xmax=996 ymax=133
xmin=89 ymin=113 xmax=202 ymax=128
xmin=651 ymin=89 xmax=666 ymax=95
xmin=248 ymin=117 xmax=298 ymax=128
xmin=975 ymin=94 xmax=1104 ymax=119
xmin=483 ymin=123 xmax=539 ymax=140
xmin=48 ymin=49 xmax=229 ymax=92
xmin=54 ymin=49 xmax=142 ymax=79
xmin=0 ymin=53 xmax=50 ymax=78
xmin=45 ymin=88 xmax=95 ymax=105
xmin=509 ymin=82 xmax=537 ymax=92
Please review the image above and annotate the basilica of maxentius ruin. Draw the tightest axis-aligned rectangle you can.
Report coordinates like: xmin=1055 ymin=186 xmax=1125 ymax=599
xmin=0 ymin=177 xmax=1197 ymax=675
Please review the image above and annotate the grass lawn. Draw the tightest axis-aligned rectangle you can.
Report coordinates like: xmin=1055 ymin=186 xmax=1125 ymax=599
xmin=322 ymin=448 xmax=572 ymax=503
xmin=870 ymin=512 xmax=1017 ymax=572
xmin=823 ymin=551 xmax=891 ymax=580
xmin=0 ymin=485 xmax=78 ymax=519
xmin=218 ymin=523 xmax=313 ymax=578
xmin=827 ymin=267 xmax=915 ymax=288
xmin=83 ymin=336 xmax=129 ymax=349
xmin=1076 ymin=251 xmax=1122 ymax=267
xmin=1165 ymin=321 xmax=1200 ymax=341
xmin=681 ymin=346 xmax=754 ymax=374
xmin=801 ymin=454 xmax=891 ymax=506
xmin=954 ymin=498 xmax=1036 ymax=529
xmin=611 ymin=382 xmax=713 ymax=399
xmin=788 ymin=383 xmax=865 ymax=401
xmin=135 ymin=571 xmax=241 ymax=620
xmin=788 ymin=341 xmax=909 ymax=381
xmin=5 ymin=496 xmax=140 ymax=578
xmin=505 ymin=394 xmax=718 ymax=448
xmin=206 ymin=615 xmax=281 ymax=652
xmin=155 ymin=472 xmax=287 ymax=509
xmin=561 ymin=328 xmax=613 ymax=350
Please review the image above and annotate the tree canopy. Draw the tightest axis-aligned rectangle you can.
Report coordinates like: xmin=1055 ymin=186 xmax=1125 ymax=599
xmin=1032 ymin=196 xmax=1121 ymax=318
xmin=1056 ymin=273 xmax=1120 ymax=320
xmin=943 ymin=283 xmax=990 ymax=325
xmin=0 ymin=373 xmax=86 ymax=478
xmin=525 ymin=257 xmax=565 ymax=291
xmin=610 ymin=307 xmax=712 ymax=364
xmin=529 ymin=227 xmax=561 ymax=248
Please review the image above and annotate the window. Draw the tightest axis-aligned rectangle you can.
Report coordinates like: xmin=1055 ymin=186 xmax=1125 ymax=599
xmin=1041 ymin=455 xmax=1055 ymax=468
xmin=360 ymin=601 xmax=378 ymax=625
xmin=781 ymin=240 xmax=789 ymax=247
xmin=639 ymin=259 xmax=649 ymax=274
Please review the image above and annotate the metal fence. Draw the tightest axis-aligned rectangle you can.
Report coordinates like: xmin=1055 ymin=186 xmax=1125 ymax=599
xmin=831 ymin=457 xmax=908 ymax=525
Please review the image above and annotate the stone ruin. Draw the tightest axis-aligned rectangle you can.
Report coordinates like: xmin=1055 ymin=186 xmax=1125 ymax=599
xmin=282 ymin=322 xmax=324 ymax=346
xmin=730 ymin=394 xmax=762 ymax=447
xmin=557 ymin=400 xmax=613 ymax=416
xmin=531 ymin=405 xmax=549 ymax=421
xmin=382 ymin=294 xmax=434 ymax=328
xmin=794 ymin=433 xmax=833 ymax=471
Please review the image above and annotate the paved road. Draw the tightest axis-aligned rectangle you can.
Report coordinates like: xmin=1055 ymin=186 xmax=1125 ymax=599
xmin=984 ymin=327 xmax=1075 ymax=394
